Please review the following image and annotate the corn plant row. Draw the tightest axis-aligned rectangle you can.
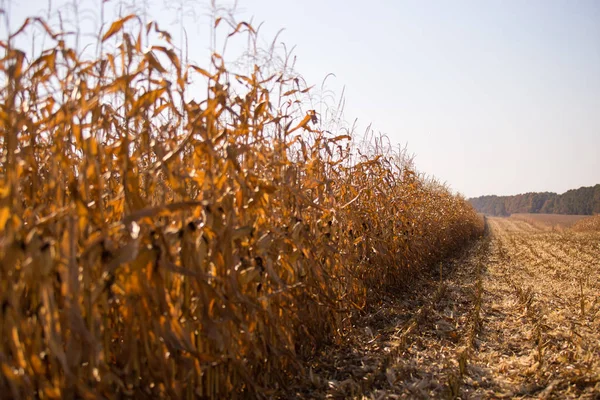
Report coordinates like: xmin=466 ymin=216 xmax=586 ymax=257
xmin=0 ymin=14 xmax=484 ymax=398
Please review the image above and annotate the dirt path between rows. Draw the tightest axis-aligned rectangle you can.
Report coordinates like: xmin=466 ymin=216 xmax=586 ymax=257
xmin=292 ymin=217 xmax=600 ymax=399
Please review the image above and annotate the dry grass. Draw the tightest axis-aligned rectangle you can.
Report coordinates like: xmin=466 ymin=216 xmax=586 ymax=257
xmin=0 ymin=11 xmax=483 ymax=398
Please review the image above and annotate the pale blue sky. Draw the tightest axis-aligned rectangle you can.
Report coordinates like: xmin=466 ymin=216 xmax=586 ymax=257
xmin=6 ymin=0 xmax=600 ymax=197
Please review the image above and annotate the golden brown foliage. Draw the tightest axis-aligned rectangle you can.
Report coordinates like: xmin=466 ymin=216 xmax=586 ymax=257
xmin=571 ymin=215 xmax=600 ymax=232
xmin=510 ymin=213 xmax=589 ymax=231
xmin=0 ymin=14 xmax=483 ymax=398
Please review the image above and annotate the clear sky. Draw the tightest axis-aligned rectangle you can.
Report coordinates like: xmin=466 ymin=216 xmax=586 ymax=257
xmin=6 ymin=0 xmax=600 ymax=197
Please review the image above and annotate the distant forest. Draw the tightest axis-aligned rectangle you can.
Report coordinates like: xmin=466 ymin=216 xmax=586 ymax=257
xmin=469 ymin=184 xmax=600 ymax=216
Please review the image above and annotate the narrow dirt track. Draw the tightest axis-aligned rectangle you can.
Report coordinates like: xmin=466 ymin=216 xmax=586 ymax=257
xmin=295 ymin=217 xmax=600 ymax=399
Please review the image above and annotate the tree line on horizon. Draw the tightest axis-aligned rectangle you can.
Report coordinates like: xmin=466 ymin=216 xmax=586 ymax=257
xmin=469 ymin=184 xmax=600 ymax=216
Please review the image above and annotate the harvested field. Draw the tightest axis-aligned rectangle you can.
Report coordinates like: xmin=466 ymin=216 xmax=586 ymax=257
xmin=510 ymin=213 xmax=589 ymax=230
xmin=297 ymin=217 xmax=600 ymax=398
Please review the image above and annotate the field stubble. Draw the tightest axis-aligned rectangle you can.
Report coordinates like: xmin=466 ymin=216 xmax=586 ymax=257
xmin=300 ymin=217 xmax=600 ymax=399
xmin=471 ymin=217 xmax=600 ymax=398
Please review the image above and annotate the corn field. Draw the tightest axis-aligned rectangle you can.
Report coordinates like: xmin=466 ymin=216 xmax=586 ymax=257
xmin=0 ymin=10 xmax=484 ymax=399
